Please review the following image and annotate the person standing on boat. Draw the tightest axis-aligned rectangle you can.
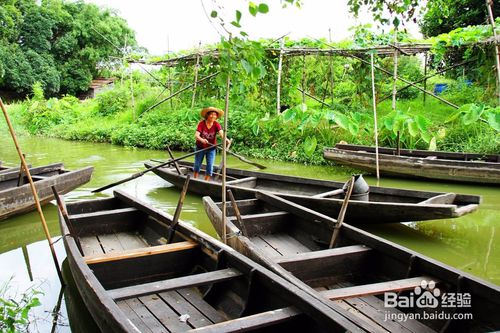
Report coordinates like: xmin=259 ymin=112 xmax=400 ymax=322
xmin=194 ymin=107 xmax=230 ymax=180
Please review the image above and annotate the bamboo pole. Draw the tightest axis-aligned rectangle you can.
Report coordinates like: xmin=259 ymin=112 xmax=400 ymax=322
xmin=329 ymin=176 xmax=355 ymax=248
xmin=486 ymin=0 xmax=500 ymax=105
xmin=276 ymin=38 xmax=285 ymax=115
xmin=301 ymin=54 xmax=306 ymax=104
xmin=191 ymin=41 xmax=202 ymax=108
xmin=0 ymin=98 xmax=64 ymax=285
xmin=222 ymin=73 xmax=230 ymax=244
xmin=423 ymin=53 xmax=428 ymax=105
xmin=370 ymin=54 xmax=380 ymax=180
xmin=392 ymin=30 xmax=398 ymax=111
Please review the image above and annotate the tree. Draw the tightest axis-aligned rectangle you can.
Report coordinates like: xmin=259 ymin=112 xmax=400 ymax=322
xmin=420 ymin=0 xmax=499 ymax=37
xmin=0 ymin=0 xmax=136 ymax=97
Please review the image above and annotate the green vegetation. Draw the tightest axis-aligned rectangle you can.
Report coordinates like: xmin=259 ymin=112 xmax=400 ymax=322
xmin=0 ymin=0 xmax=137 ymax=97
xmin=0 ymin=279 xmax=42 ymax=333
xmin=2 ymin=2 xmax=498 ymax=165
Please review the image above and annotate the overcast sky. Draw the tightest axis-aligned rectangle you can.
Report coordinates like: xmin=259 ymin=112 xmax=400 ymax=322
xmin=85 ymin=1 xmax=420 ymax=55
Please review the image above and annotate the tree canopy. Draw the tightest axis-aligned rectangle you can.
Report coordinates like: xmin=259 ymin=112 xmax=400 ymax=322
xmin=419 ymin=0 xmax=499 ymax=37
xmin=0 ymin=0 xmax=137 ymax=97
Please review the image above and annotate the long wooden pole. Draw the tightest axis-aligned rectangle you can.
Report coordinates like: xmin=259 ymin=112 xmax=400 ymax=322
xmin=329 ymin=176 xmax=355 ymax=248
xmin=222 ymin=69 xmax=231 ymax=244
xmin=486 ymin=0 xmax=500 ymax=105
xmin=370 ymin=54 xmax=380 ymax=180
xmin=0 ymin=98 xmax=64 ymax=285
xmin=276 ymin=38 xmax=285 ymax=115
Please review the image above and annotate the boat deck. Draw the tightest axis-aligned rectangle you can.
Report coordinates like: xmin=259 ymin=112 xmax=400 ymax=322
xmin=250 ymin=231 xmax=437 ymax=333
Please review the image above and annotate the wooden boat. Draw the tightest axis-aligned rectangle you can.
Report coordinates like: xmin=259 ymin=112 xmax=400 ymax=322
xmin=0 ymin=163 xmax=93 ymax=220
xmin=324 ymin=143 xmax=500 ymax=184
xmin=58 ymin=190 xmax=366 ymax=333
xmin=203 ymin=192 xmax=500 ymax=333
xmin=144 ymin=161 xmax=480 ymax=224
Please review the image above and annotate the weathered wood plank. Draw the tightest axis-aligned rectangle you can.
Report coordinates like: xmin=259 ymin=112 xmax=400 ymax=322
xmin=98 ymin=233 xmax=124 ymax=253
xmin=312 ymin=188 xmax=344 ymax=198
xmin=79 ymin=235 xmax=104 ymax=256
xmin=115 ymin=231 xmax=149 ymax=250
xmin=230 ymin=211 xmax=288 ymax=237
xmin=276 ymin=245 xmax=371 ymax=266
xmin=177 ymin=288 xmax=226 ymax=324
xmin=139 ymin=294 xmax=192 ymax=332
xmin=84 ymin=240 xmax=198 ymax=264
xmin=226 ymin=177 xmax=257 ymax=187
xmin=418 ymin=193 xmax=456 ymax=205
xmin=255 ymin=191 xmax=337 ymax=229
xmin=159 ymin=290 xmax=213 ymax=328
xmin=250 ymin=236 xmax=284 ymax=258
xmin=333 ymin=300 xmax=390 ymax=333
xmin=124 ymin=298 xmax=166 ymax=333
xmin=321 ymin=276 xmax=434 ymax=300
xmin=188 ymin=306 xmax=301 ymax=333
xmin=109 ymin=268 xmax=243 ymax=301
xmin=259 ymin=233 xmax=311 ymax=256
xmin=117 ymin=300 xmax=155 ymax=333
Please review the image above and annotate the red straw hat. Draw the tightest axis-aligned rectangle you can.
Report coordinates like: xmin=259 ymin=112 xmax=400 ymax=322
xmin=201 ymin=106 xmax=224 ymax=119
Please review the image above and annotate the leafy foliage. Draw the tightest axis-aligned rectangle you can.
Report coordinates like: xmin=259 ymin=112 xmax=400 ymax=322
xmin=0 ymin=279 xmax=42 ymax=333
xmin=0 ymin=0 xmax=136 ymax=96
xmin=420 ymin=0 xmax=499 ymax=38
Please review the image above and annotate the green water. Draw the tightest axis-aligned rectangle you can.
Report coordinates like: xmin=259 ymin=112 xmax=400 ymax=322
xmin=0 ymin=132 xmax=499 ymax=332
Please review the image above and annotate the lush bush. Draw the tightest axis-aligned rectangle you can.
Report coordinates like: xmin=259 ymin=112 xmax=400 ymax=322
xmin=95 ymin=87 xmax=130 ymax=116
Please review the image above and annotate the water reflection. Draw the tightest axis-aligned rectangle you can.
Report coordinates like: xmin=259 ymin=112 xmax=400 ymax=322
xmin=0 ymin=132 xmax=499 ymax=332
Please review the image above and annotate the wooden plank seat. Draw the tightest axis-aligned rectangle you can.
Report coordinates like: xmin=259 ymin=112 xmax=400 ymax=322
xmin=69 ymin=207 xmax=140 ymax=223
xmin=321 ymin=276 xmax=435 ymax=300
xmin=276 ymin=245 xmax=372 ymax=267
xmin=418 ymin=193 xmax=456 ymax=205
xmin=84 ymin=240 xmax=199 ymax=264
xmin=188 ymin=306 xmax=301 ymax=333
xmin=109 ymin=268 xmax=243 ymax=301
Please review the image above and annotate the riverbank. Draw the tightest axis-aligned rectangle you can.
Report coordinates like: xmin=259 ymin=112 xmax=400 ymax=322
xmin=3 ymin=78 xmax=498 ymax=169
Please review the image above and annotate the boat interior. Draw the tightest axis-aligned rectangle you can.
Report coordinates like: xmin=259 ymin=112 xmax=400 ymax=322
xmin=0 ymin=163 xmax=64 ymax=191
xmin=65 ymin=194 xmax=337 ymax=332
xmin=213 ymin=196 xmax=499 ymax=333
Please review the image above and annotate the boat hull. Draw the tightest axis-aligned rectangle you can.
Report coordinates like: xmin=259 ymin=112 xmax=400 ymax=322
xmin=0 ymin=163 xmax=94 ymax=220
xmin=145 ymin=161 xmax=480 ymax=223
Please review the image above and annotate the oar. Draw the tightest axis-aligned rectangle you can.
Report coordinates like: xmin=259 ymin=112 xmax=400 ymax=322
xmin=166 ymin=175 xmax=191 ymax=243
xmin=92 ymin=144 xmax=221 ymax=193
xmin=208 ymin=143 xmax=266 ymax=169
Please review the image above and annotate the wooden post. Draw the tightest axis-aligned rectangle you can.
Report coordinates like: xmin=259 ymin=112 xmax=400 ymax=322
xmin=227 ymin=189 xmax=248 ymax=237
xmin=167 ymin=175 xmax=191 ymax=243
xmin=276 ymin=38 xmax=285 ymax=115
xmin=301 ymin=54 xmax=306 ymax=104
xmin=392 ymin=30 xmax=398 ymax=111
xmin=486 ymin=0 xmax=500 ymax=105
xmin=423 ymin=52 xmax=428 ymax=105
xmin=191 ymin=41 xmax=202 ymax=108
xmin=370 ymin=53 xmax=380 ymax=180
xmin=329 ymin=176 xmax=355 ymax=248
xmin=0 ymin=98 xmax=64 ymax=285
xmin=16 ymin=154 xmax=25 ymax=187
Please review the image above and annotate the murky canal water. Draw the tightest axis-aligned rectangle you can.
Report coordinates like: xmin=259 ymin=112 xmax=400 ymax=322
xmin=0 ymin=131 xmax=498 ymax=332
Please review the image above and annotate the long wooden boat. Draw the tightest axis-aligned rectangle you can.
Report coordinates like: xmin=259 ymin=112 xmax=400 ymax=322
xmin=0 ymin=163 xmax=93 ymax=220
xmin=324 ymin=143 xmax=500 ymax=184
xmin=203 ymin=192 xmax=500 ymax=333
xmin=145 ymin=161 xmax=480 ymax=224
xmin=58 ymin=190 xmax=367 ymax=333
